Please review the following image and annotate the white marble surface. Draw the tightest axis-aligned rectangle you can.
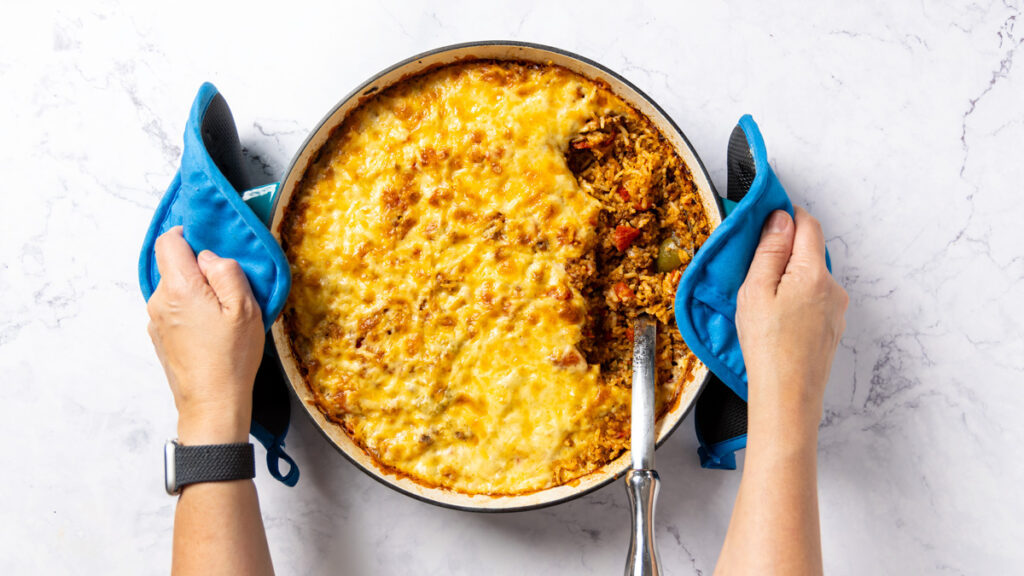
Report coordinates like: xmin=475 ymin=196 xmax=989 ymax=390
xmin=2 ymin=0 xmax=1022 ymax=573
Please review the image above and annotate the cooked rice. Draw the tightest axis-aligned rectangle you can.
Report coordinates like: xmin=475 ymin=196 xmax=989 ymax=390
xmin=565 ymin=110 xmax=711 ymax=464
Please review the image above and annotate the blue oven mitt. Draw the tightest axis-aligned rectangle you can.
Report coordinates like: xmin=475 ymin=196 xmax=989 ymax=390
xmin=138 ymin=83 xmax=298 ymax=486
xmin=676 ymin=115 xmax=831 ymax=470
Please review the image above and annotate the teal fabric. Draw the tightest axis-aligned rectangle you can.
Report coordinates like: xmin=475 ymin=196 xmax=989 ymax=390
xmin=677 ymin=116 xmax=831 ymax=469
xmin=675 ymin=116 xmax=789 ymax=402
xmin=138 ymin=84 xmax=298 ymax=487
xmin=698 ymin=433 xmax=745 ymax=471
xmin=137 ymin=83 xmax=290 ymax=331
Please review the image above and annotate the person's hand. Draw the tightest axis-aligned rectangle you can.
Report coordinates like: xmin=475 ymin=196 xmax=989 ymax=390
xmin=736 ymin=207 xmax=848 ymax=446
xmin=146 ymin=226 xmax=264 ymax=444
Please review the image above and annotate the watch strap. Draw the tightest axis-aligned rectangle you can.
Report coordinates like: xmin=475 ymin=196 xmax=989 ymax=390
xmin=175 ymin=442 xmax=255 ymax=490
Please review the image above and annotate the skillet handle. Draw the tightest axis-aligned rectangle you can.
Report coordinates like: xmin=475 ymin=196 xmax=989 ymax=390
xmin=691 ymin=122 xmax=760 ymax=471
xmin=693 ymin=118 xmax=832 ymax=470
xmin=199 ymin=87 xmax=297 ymax=487
xmin=242 ymin=183 xmax=298 ymax=486
xmin=249 ymin=332 xmax=299 ymax=486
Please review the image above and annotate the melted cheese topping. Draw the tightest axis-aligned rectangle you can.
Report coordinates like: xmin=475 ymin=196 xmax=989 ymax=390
xmin=284 ymin=62 xmax=638 ymax=494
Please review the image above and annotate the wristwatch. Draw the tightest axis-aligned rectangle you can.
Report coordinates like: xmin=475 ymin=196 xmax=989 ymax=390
xmin=164 ymin=439 xmax=256 ymax=495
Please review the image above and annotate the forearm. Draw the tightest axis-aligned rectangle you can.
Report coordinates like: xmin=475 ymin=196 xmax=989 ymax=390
xmin=715 ymin=207 xmax=843 ymax=575
xmin=171 ymin=410 xmax=274 ymax=576
xmin=147 ymin=232 xmax=275 ymax=576
xmin=173 ymin=480 xmax=274 ymax=576
xmin=714 ymin=378 xmax=824 ymax=576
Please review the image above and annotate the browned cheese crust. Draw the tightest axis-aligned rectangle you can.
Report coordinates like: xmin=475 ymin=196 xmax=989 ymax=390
xmin=281 ymin=60 xmax=710 ymax=495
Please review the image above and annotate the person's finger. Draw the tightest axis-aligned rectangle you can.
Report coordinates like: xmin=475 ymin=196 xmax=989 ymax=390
xmin=197 ymin=251 xmax=258 ymax=314
xmin=154 ymin=226 xmax=206 ymax=289
xmin=743 ymin=210 xmax=796 ymax=294
xmin=787 ymin=206 xmax=827 ymax=273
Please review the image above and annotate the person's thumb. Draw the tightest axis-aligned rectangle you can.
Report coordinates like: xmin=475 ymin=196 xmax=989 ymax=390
xmin=196 ymin=251 xmax=257 ymax=313
xmin=743 ymin=210 xmax=795 ymax=294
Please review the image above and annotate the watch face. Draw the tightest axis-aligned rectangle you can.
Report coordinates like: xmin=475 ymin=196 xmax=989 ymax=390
xmin=164 ymin=439 xmax=179 ymax=495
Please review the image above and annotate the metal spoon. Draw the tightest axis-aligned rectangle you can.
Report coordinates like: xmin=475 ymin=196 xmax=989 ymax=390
xmin=624 ymin=315 xmax=661 ymax=576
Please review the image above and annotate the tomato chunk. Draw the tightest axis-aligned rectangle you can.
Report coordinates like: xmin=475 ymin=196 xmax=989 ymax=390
xmin=611 ymin=225 xmax=640 ymax=252
xmin=613 ymin=281 xmax=635 ymax=300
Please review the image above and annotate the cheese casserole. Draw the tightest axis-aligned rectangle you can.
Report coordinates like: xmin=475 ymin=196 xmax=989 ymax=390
xmin=282 ymin=61 xmax=710 ymax=495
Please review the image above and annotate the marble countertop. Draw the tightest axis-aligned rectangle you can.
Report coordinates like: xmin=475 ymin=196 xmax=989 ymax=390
xmin=2 ymin=1 xmax=1022 ymax=573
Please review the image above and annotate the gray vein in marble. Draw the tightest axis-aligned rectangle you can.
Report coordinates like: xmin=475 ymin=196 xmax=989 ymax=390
xmin=5 ymin=2 xmax=1023 ymax=574
xmin=666 ymin=523 xmax=704 ymax=576
xmin=512 ymin=5 xmax=534 ymax=37
xmin=960 ymin=6 xmax=1022 ymax=177
xmin=119 ymin=68 xmax=181 ymax=171
xmin=238 ymin=120 xmax=310 ymax=181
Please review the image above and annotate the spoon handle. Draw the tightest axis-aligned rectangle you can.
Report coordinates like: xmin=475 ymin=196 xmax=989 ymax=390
xmin=625 ymin=315 xmax=661 ymax=576
xmin=625 ymin=469 xmax=661 ymax=576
